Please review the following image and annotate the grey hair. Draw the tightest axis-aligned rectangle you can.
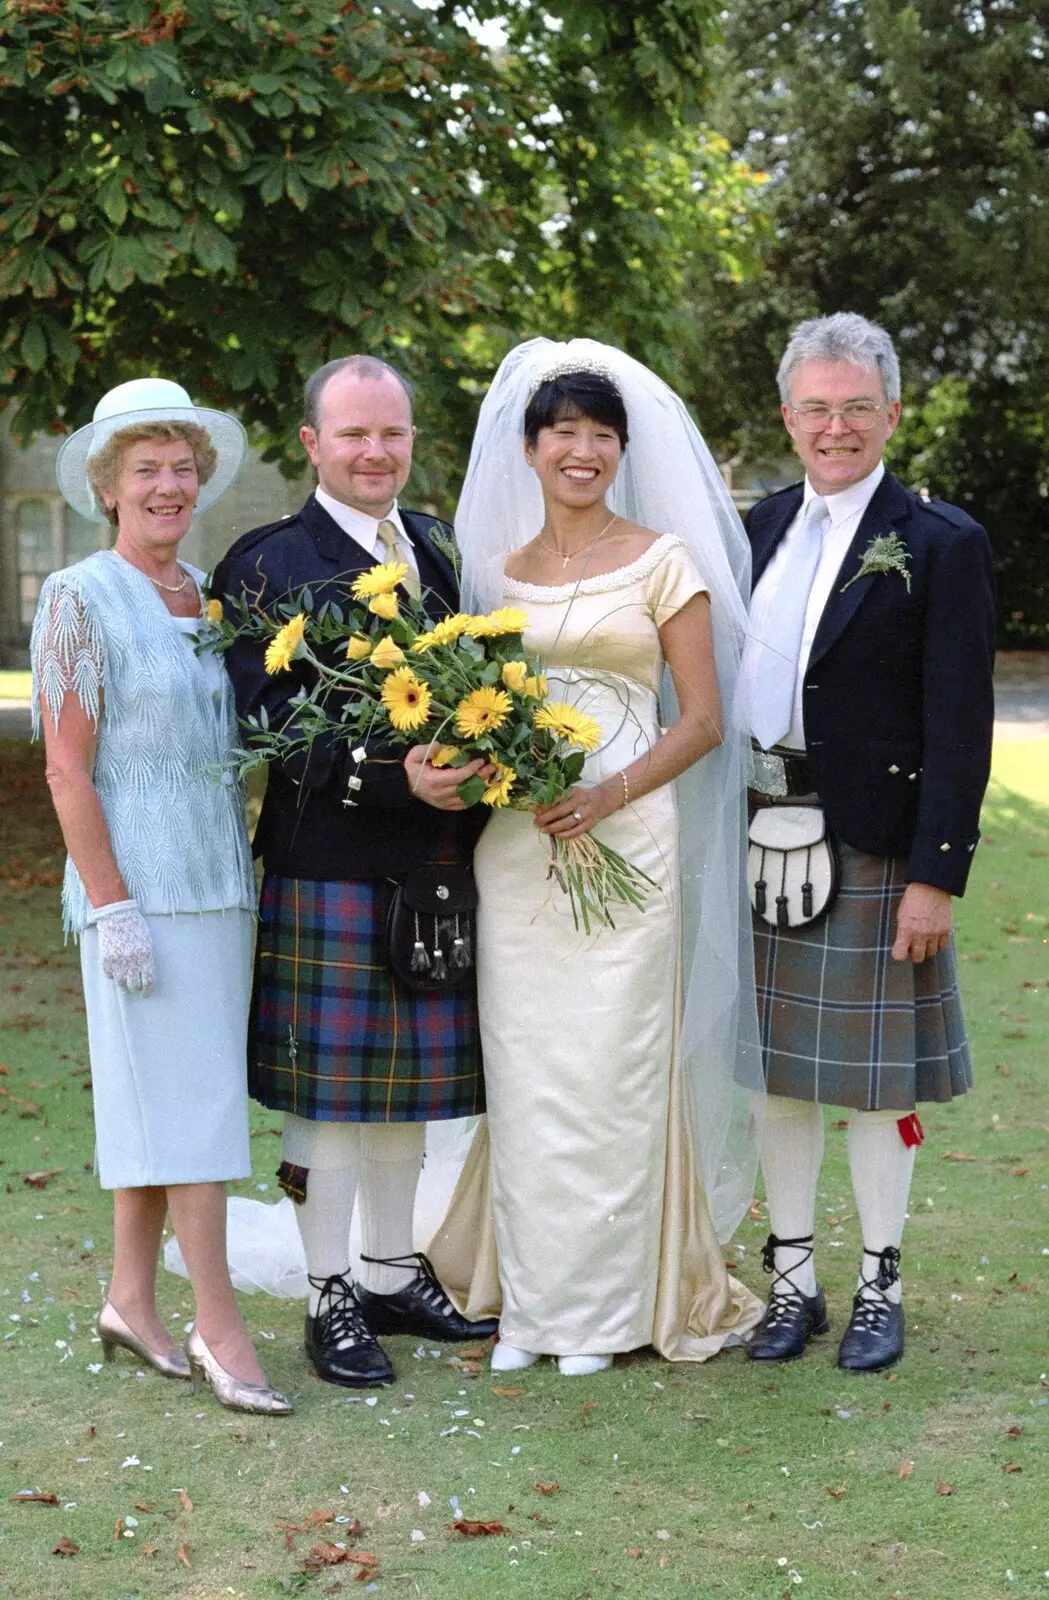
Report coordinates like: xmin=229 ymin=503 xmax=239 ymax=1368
xmin=303 ymin=355 xmax=414 ymax=431
xmin=777 ymin=312 xmax=901 ymax=405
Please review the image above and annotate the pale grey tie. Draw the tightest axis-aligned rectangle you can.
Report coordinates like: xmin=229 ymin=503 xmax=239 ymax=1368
xmin=376 ymin=518 xmax=420 ymax=600
xmin=751 ymin=495 xmax=831 ymax=750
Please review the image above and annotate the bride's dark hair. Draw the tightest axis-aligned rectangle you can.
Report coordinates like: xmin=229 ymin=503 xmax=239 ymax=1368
xmin=524 ymin=370 xmax=629 ymax=449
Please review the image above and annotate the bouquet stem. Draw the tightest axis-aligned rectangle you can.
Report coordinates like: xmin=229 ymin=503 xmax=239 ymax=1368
xmin=547 ymin=834 xmax=656 ymax=933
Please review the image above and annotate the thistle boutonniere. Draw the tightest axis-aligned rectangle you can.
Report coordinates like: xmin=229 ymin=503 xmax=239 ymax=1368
xmin=841 ymin=531 xmax=911 ymax=593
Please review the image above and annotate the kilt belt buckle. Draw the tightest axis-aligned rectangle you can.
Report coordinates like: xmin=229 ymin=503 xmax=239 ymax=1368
xmin=750 ymin=741 xmax=814 ymax=801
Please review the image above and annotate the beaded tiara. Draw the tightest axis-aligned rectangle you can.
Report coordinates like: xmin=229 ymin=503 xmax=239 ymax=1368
xmin=525 ymin=354 xmax=622 ymax=402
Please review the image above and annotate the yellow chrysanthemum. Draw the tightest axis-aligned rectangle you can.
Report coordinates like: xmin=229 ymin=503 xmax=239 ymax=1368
xmin=501 ymin=660 xmax=528 ymax=693
xmin=524 ymin=673 xmax=548 ymax=700
xmin=454 ymin=685 xmax=513 ymax=738
xmin=264 ymin=612 xmax=307 ymax=675
xmin=370 ymin=635 xmax=406 ymax=670
xmin=381 ymin=667 xmax=433 ymax=732
xmin=411 ymin=614 xmax=471 ymax=652
xmin=351 ymin=561 xmax=408 ymax=600
xmin=345 ymin=634 xmax=372 ymax=661
xmin=369 ymin=591 xmax=399 ymax=621
xmin=429 ymin=744 xmax=461 ymax=769
xmin=204 ymin=598 xmax=223 ymax=626
xmin=481 ymin=760 xmax=516 ymax=808
xmin=534 ymin=700 xmax=603 ymax=753
xmin=463 ymin=607 xmax=529 ymax=639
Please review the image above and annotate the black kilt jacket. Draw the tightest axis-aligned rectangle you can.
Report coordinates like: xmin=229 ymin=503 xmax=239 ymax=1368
xmin=212 ymin=494 xmax=487 ymax=881
xmin=746 ymin=470 xmax=996 ymax=897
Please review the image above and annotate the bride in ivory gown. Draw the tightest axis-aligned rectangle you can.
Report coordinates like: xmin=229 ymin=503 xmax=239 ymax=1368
xmin=427 ymin=342 xmax=765 ymax=1373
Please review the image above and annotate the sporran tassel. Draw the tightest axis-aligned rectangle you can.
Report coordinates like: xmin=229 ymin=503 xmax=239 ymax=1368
xmin=410 ymin=910 xmax=430 ymax=973
xmin=449 ymin=914 xmax=470 ymax=971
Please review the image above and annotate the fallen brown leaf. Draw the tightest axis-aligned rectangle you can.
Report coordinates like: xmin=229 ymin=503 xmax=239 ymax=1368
xmin=1011 ymin=1168 xmax=1030 ymax=1178
xmin=447 ymin=1519 xmax=509 ymax=1537
xmin=10 ymin=1491 xmax=59 ymax=1505
xmin=659 ymin=1554 xmax=670 ymax=1569
xmin=995 ymin=1062 xmax=1012 ymax=1076
xmin=1003 ymin=1463 xmax=1023 ymax=1474
xmin=942 ymin=1151 xmax=976 ymax=1162
xmin=897 ymin=1461 xmax=914 ymax=1480
xmin=141 ymin=1544 xmax=159 ymax=1557
xmin=935 ymin=1482 xmax=955 ymax=1496
xmin=533 ymin=1481 xmax=560 ymax=1496
xmin=1006 ymin=1426 xmax=1024 ymax=1439
xmin=176 ymin=1543 xmax=192 ymax=1568
xmin=23 ymin=1169 xmax=63 ymax=1189
xmin=301 ymin=1541 xmax=380 ymax=1577
xmin=825 ymin=1485 xmax=847 ymax=1498
xmin=455 ymin=1343 xmax=491 ymax=1359
xmin=133 ymin=1501 xmax=154 ymax=1513
xmin=491 ymin=1386 xmax=525 ymax=1397
xmin=178 ymin=1488 xmax=193 ymax=1513
xmin=582 ymin=1399 xmax=597 ymax=1414
xmin=626 ymin=1546 xmax=644 ymax=1558
xmin=52 ymin=1536 xmax=79 ymax=1557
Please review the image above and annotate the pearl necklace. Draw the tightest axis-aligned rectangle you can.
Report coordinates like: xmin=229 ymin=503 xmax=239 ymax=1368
xmin=148 ymin=565 xmax=191 ymax=594
xmin=538 ymin=513 xmax=618 ymax=570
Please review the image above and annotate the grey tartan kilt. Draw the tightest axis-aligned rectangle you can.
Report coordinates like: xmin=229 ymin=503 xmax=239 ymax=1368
xmin=752 ymin=841 xmax=972 ymax=1111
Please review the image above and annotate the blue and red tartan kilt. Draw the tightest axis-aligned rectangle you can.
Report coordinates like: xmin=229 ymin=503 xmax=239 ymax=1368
xmin=248 ymin=875 xmax=484 ymax=1122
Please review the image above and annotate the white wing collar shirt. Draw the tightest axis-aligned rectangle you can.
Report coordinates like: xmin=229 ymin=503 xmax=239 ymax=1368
xmin=745 ymin=462 xmax=885 ymax=752
xmin=313 ymin=487 xmax=419 ymax=584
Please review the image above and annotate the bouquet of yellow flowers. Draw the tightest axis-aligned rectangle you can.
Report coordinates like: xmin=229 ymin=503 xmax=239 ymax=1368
xmin=209 ymin=560 xmax=654 ymax=931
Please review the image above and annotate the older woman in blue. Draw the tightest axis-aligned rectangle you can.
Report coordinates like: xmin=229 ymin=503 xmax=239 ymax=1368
xmin=32 ymin=378 xmax=290 ymax=1416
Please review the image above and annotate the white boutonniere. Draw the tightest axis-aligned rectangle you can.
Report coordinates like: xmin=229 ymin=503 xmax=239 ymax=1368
xmin=841 ymin=532 xmax=911 ymax=593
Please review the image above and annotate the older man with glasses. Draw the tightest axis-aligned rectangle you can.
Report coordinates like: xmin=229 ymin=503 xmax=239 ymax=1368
xmin=740 ymin=312 xmax=995 ymax=1372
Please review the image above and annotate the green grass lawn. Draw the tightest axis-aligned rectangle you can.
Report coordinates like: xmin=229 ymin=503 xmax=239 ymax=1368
xmin=0 ymin=737 xmax=1046 ymax=1600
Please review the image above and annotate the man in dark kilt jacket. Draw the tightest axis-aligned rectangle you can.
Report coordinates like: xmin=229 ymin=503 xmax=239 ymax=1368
xmin=213 ymin=356 xmax=498 ymax=1386
xmin=740 ymin=314 xmax=995 ymax=1372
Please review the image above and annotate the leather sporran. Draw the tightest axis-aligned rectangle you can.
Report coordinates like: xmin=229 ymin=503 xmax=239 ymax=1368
xmin=748 ymin=805 xmax=840 ymax=930
xmin=385 ymin=864 xmax=478 ymax=992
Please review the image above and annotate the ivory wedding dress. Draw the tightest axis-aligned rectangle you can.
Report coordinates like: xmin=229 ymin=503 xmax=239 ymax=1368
xmin=428 ymin=537 xmax=763 ymax=1359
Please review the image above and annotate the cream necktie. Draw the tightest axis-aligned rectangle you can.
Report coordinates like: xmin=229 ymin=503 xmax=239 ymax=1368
xmin=750 ymin=495 xmax=831 ymax=751
xmin=376 ymin=518 xmax=420 ymax=600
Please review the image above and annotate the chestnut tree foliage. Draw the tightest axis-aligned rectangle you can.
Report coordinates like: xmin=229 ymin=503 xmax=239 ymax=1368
xmin=0 ymin=0 xmax=766 ymax=499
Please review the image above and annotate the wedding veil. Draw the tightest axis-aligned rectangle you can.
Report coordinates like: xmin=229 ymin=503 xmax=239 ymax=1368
xmin=455 ymin=337 xmax=764 ymax=1244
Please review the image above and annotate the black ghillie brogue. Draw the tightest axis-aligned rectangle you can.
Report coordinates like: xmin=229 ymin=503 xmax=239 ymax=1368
xmin=837 ymin=1245 xmax=904 ymax=1373
xmin=304 ymin=1272 xmax=394 ymax=1387
xmin=355 ymin=1252 xmax=499 ymax=1342
xmin=746 ymin=1232 xmax=830 ymax=1363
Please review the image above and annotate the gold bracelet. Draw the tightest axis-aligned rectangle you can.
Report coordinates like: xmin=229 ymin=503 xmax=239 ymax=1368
xmin=619 ymin=771 xmax=630 ymax=809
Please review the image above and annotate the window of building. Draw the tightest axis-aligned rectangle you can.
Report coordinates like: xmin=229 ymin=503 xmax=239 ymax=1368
xmin=13 ymin=496 xmax=106 ymax=628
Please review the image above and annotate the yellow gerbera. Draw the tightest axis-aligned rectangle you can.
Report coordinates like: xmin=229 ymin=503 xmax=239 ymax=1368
xmin=204 ymin=598 xmax=223 ymax=626
xmin=351 ymin=561 xmax=408 ymax=601
xmin=368 ymin=591 xmax=399 ymax=621
xmin=381 ymin=667 xmax=433 ymax=732
xmin=429 ymin=744 xmax=461 ymax=768
xmin=264 ymin=612 xmax=307 ymax=675
xmin=463 ymin=607 xmax=529 ymax=639
xmin=454 ymin=685 xmax=513 ymax=738
xmin=346 ymin=634 xmax=372 ymax=661
xmin=524 ymin=673 xmax=548 ymax=700
xmin=501 ymin=660 xmax=528 ymax=693
xmin=412 ymin=614 xmax=471 ymax=653
xmin=534 ymin=700 xmax=603 ymax=753
xmin=370 ymin=635 xmax=406 ymax=670
xmin=482 ymin=760 xmax=516 ymax=807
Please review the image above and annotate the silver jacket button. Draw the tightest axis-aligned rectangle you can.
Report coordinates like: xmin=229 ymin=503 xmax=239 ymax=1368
xmin=940 ymin=842 xmax=951 ymax=852
xmin=888 ymin=764 xmax=900 ymax=774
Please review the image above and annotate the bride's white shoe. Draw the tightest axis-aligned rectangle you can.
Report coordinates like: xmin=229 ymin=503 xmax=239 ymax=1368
xmin=557 ymin=1353 xmax=613 ymax=1376
xmin=491 ymin=1340 xmax=539 ymax=1372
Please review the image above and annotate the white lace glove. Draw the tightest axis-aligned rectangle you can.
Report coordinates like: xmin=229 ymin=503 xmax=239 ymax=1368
xmin=92 ymin=899 xmax=155 ymax=995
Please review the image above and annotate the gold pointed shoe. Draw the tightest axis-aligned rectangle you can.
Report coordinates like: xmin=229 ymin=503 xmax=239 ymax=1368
xmin=185 ymin=1326 xmax=293 ymax=1416
xmin=97 ymin=1301 xmax=192 ymax=1380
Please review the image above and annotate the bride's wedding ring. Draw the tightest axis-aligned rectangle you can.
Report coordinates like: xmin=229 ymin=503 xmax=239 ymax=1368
xmin=572 ymin=810 xmax=583 ymax=821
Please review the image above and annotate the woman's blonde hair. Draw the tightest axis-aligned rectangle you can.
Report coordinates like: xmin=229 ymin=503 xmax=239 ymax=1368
xmin=87 ymin=421 xmax=218 ymax=525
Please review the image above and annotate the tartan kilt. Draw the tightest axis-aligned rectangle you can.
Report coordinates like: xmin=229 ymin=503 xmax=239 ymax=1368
xmin=248 ymin=875 xmax=484 ymax=1122
xmin=753 ymin=842 xmax=972 ymax=1111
